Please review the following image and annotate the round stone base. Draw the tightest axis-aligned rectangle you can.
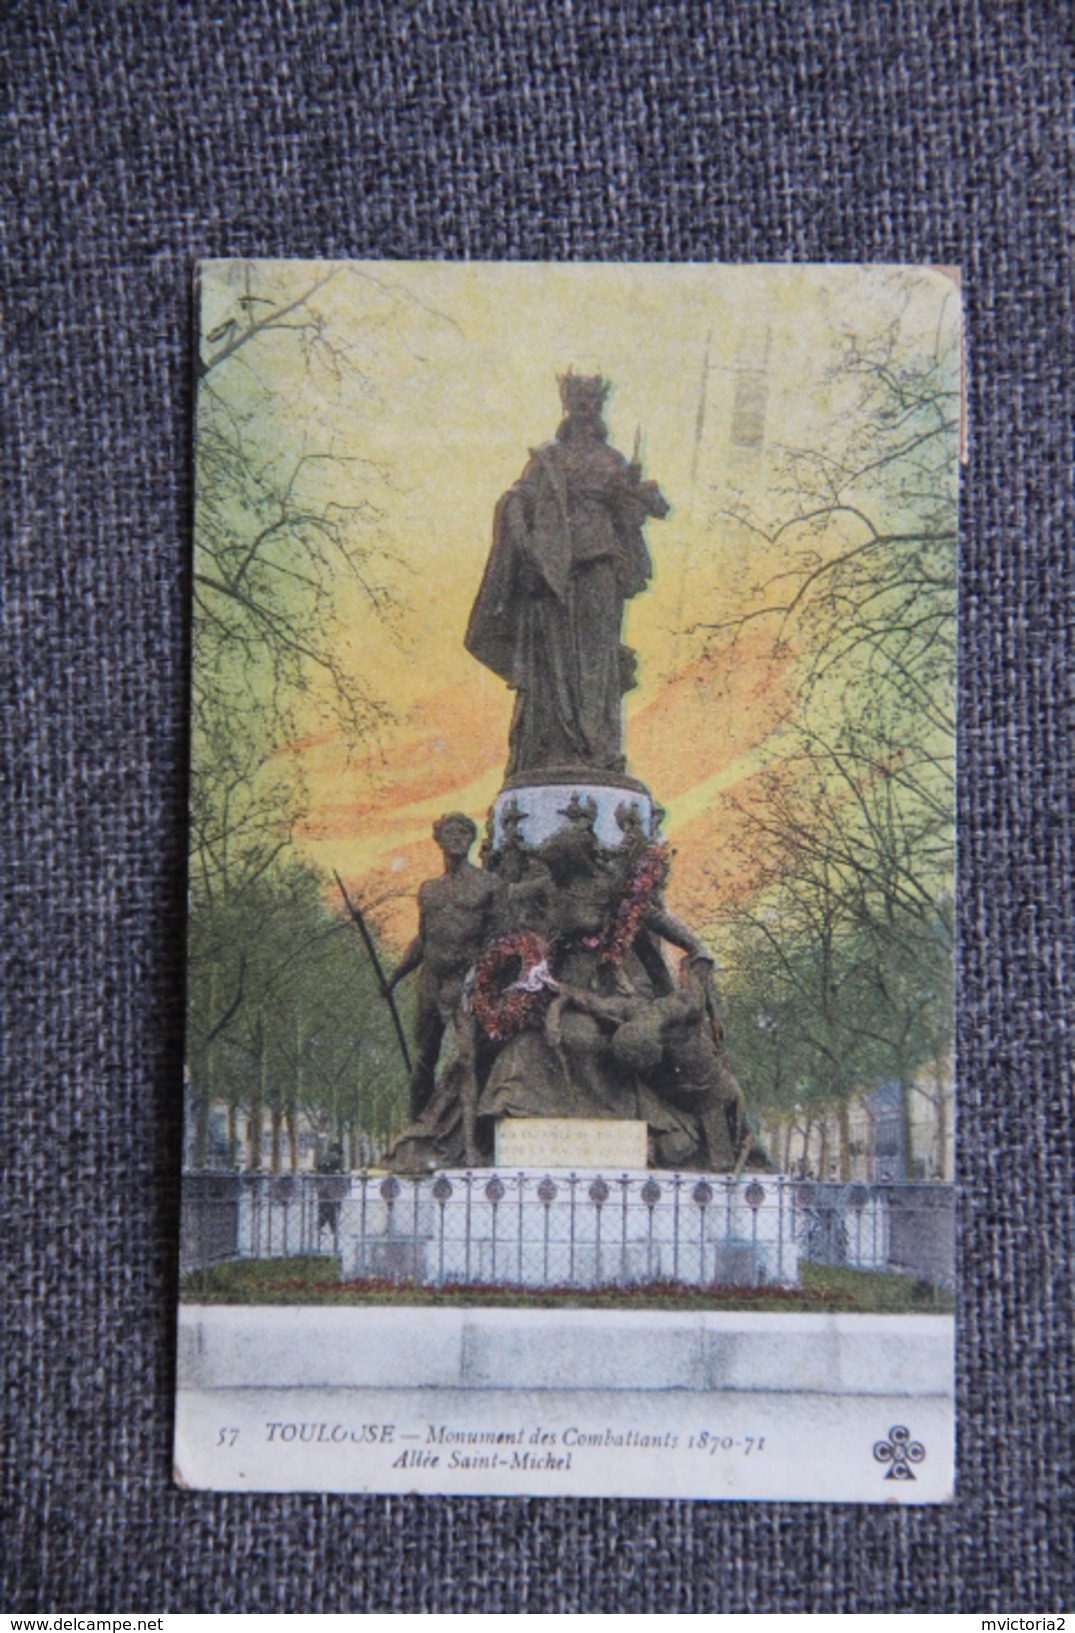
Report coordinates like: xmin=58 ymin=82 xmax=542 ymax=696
xmin=492 ymin=777 xmax=657 ymax=852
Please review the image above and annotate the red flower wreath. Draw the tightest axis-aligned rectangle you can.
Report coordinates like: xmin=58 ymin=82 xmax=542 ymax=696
xmin=468 ymin=931 xmax=555 ymax=1042
xmin=600 ymin=843 xmax=669 ymax=970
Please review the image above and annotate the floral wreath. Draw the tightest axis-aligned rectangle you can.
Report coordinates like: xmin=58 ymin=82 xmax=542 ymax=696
xmin=467 ymin=931 xmax=556 ymax=1042
xmin=599 ymin=842 xmax=669 ymax=969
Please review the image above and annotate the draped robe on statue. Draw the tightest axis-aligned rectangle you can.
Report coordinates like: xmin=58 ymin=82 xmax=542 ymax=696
xmin=465 ymin=433 xmax=669 ymax=776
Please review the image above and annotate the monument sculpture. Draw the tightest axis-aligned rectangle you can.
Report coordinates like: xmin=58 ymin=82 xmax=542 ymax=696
xmin=465 ymin=370 xmax=668 ymax=776
xmin=386 ymin=813 xmax=504 ymax=1164
xmin=386 ymin=373 xmax=768 ymax=1176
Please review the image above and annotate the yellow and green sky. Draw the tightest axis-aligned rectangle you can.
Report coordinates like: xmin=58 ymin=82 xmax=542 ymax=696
xmin=197 ymin=261 xmax=960 ymax=951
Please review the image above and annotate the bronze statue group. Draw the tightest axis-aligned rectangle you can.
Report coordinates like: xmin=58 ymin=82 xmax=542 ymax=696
xmin=369 ymin=374 xmax=767 ymax=1176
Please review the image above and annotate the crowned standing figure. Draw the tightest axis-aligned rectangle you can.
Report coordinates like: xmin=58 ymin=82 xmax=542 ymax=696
xmin=465 ymin=373 xmax=670 ymax=778
xmin=381 ymin=371 xmax=769 ymax=1175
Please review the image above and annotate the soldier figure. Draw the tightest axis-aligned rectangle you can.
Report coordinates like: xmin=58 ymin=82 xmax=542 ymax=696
xmin=387 ymin=813 xmax=505 ymax=1156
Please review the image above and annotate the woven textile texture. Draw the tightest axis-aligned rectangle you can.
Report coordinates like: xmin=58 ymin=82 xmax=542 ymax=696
xmin=3 ymin=0 xmax=1072 ymax=1612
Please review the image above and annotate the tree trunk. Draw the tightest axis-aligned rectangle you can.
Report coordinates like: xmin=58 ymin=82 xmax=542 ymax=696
xmin=933 ymin=1060 xmax=948 ymax=1179
xmin=289 ymin=1018 xmax=302 ymax=1173
xmin=270 ymin=1107 xmax=283 ymax=1174
xmin=195 ymin=970 xmax=216 ymax=1167
xmin=818 ymin=1117 xmax=830 ymax=1182
xmin=783 ymin=1122 xmax=794 ymax=1172
xmin=838 ymin=1099 xmax=852 ymax=1183
xmin=248 ymin=1023 xmax=265 ymax=1171
xmin=227 ymin=1101 xmax=239 ymax=1170
xmin=900 ymin=1080 xmax=916 ymax=1180
xmin=194 ymin=1086 xmax=210 ymax=1170
xmin=800 ymin=1119 xmax=812 ymax=1175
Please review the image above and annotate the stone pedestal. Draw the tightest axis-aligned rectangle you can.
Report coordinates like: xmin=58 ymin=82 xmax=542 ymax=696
xmin=339 ymin=1169 xmax=802 ymax=1289
xmin=491 ymin=775 xmax=656 ymax=852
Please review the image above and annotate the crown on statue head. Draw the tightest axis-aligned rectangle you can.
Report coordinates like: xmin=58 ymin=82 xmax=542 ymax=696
xmin=558 ymin=371 xmax=610 ymax=414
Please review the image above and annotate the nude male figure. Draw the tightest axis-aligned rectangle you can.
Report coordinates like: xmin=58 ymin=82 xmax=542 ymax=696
xmin=387 ymin=813 xmax=504 ymax=1160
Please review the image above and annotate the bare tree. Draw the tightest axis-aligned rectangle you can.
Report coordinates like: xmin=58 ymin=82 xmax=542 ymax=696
xmin=702 ymin=276 xmax=960 ymax=1166
xmin=185 ymin=263 xmax=450 ymax=1166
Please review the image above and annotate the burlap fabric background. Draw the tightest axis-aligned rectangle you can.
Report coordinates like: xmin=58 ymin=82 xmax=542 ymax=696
xmin=4 ymin=0 xmax=1072 ymax=1612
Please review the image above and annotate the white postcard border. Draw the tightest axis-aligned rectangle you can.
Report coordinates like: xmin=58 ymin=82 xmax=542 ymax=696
xmin=175 ymin=1305 xmax=953 ymax=1502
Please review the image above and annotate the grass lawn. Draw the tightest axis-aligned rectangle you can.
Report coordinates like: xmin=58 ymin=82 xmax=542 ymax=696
xmin=180 ymin=1255 xmax=953 ymax=1314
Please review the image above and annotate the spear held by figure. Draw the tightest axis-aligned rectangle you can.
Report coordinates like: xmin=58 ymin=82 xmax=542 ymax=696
xmin=334 ymin=870 xmax=412 ymax=1075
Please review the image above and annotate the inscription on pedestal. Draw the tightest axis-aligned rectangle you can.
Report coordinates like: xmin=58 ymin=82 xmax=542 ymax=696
xmin=495 ymin=1118 xmax=648 ymax=1171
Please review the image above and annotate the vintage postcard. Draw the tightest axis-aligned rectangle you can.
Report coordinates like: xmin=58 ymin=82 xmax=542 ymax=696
xmin=174 ymin=261 xmax=959 ymax=1500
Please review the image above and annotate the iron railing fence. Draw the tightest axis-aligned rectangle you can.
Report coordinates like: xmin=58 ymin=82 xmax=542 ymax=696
xmin=344 ymin=1170 xmax=800 ymax=1289
xmin=179 ymin=1170 xmax=954 ymax=1290
xmin=179 ymin=1172 xmax=243 ymax=1275
xmin=792 ymin=1179 xmax=955 ymax=1288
